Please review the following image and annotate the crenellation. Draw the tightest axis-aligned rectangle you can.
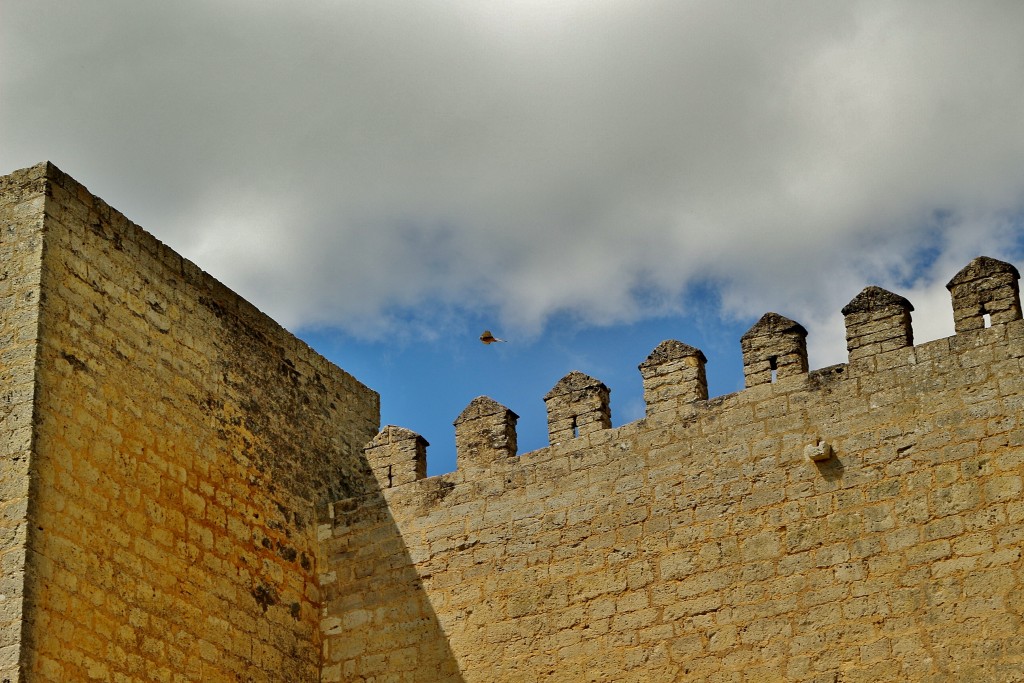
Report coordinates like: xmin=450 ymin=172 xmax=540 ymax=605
xmin=947 ymin=255 xmax=1022 ymax=333
xmin=740 ymin=312 xmax=809 ymax=387
xmin=454 ymin=395 xmax=518 ymax=472
xmin=543 ymin=370 xmax=612 ymax=444
xmin=842 ymin=286 xmax=914 ymax=364
xmin=638 ymin=340 xmax=708 ymax=417
xmin=364 ymin=425 xmax=428 ymax=489
xmin=314 ymin=254 xmax=1024 ymax=677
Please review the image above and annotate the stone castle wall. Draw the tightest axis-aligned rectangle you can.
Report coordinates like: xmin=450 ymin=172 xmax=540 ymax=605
xmin=324 ymin=260 xmax=1024 ymax=681
xmin=0 ymin=163 xmax=380 ymax=682
xmin=0 ymin=167 xmax=47 ymax=680
xmin=4 ymin=162 xmax=1024 ymax=682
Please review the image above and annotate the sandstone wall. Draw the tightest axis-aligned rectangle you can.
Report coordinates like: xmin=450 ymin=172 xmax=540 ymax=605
xmin=324 ymin=270 xmax=1024 ymax=682
xmin=2 ymin=163 xmax=380 ymax=681
xmin=0 ymin=166 xmax=47 ymax=682
xmin=6 ymin=160 xmax=1024 ymax=682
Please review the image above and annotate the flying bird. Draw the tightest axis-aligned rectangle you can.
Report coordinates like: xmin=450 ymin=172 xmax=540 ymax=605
xmin=480 ymin=330 xmax=507 ymax=344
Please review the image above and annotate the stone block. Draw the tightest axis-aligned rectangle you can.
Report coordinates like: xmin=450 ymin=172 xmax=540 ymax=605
xmin=805 ymin=440 xmax=833 ymax=462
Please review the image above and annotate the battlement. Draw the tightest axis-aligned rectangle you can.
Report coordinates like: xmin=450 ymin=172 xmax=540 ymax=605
xmin=323 ymin=254 xmax=1024 ymax=681
xmin=364 ymin=255 xmax=1021 ymax=489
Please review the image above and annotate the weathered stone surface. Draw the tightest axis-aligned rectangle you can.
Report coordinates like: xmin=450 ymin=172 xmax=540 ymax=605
xmin=6 ymin=163 xmax=1024 ymax=683
xmin=1 ymin=163 xmax=380 ymax=682
xmin=365 ymin=425 xmax=428 ymax=489
xmin=841 ymin=284 xmax=913 ymax=315
xmin=0 ymin=162 xmax=47 ymax=683
xmin=638 ymin=340 xmax=708 ymax=415
xmin=842 ymin=286 xmax=914 ymax=362
xmin=946 ymin=255 xmax=1022 ymax=332
xmin=454 ymin=396 xmax=518 ymax=470
xmin=544 ymin=370 xmax=611 ymax=444
xmin=325 ymin=262 xmax=1024 ymax=683
xmin=740 ymin=312 xmax=808 ymax=387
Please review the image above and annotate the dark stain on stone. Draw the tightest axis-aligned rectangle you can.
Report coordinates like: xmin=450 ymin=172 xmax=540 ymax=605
xmin=252 ymin=584 xmax=278 ymax=613
xmin=61 ymin=352 xmax=89 ymax=372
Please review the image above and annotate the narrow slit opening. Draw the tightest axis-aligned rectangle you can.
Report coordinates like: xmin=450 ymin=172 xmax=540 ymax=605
xmin=769 ymin=356 xmax=778 ymax=383
xmin=983 ymin=312 xmax=992 ymax=328
xmin=571 ymin=416 xmax=579 ymax=439
xmin=387 ymin=464 xmax=393 ymax=488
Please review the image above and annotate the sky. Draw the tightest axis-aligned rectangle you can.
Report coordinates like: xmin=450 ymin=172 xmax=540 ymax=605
xmin=3 ymin=1 xmax=1024 ymax=475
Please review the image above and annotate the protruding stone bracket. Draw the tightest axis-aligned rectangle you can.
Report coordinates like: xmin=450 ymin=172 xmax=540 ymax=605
xmin=804 ymin=440 xmax=832 ymax=462
xmin=454 ymin=396 xmax=518 ymax=471
xmin=544 ymin=371 xmax=611 ymax=444
xmin=638 ymin=340 xmax=708 ymax=417
xmin=364 ymin=425 xmax=428 ymax=489
xmin=946 ymin=256 xmax=1022 ymax=333
xmin=740 ymin=313 xmax=808 ymax=388
xmin=841 ymin=286 xmax=914 ymax=362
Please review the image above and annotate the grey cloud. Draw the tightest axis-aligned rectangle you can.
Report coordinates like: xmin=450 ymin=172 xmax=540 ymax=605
xmin=2 ymin=1 xmax=1023 ymax=349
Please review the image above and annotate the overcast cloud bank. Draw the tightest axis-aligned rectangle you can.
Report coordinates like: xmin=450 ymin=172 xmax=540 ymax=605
xmin=3 ymin=1 xmax=1024 ymax=370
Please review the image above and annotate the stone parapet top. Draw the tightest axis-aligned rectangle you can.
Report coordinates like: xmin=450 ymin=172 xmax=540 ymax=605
xmin=356 ymin=256 xmax=1023 ymax=499
xmin=336 ymin=317 xmax=1021 ymax=525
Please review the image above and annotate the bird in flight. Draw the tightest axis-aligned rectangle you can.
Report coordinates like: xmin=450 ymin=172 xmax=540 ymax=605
xmin=480 ymin=330 xmax=507 ymax=344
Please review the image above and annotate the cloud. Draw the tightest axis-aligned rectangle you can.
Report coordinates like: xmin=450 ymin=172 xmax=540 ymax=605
xmin=3 ymin=0 xmax=1023 ymax=360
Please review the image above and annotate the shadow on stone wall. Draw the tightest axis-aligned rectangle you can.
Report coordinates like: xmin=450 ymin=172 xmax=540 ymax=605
xmin=319 ymin=483 xmax=466 ymax=682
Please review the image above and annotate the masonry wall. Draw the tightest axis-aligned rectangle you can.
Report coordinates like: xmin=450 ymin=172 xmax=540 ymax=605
xmin=3 ymin=163 xmax=380 ymax=681
xmin=0 ymin=167 xmax=47 ymax=682
xmin=7 ymin=161 xmax=1024 ymax=682
xmin=324 ymin=312 xmax=1024 ymax=681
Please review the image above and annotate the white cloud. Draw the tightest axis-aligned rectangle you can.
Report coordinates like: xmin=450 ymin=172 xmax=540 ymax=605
xmin=2 ymin=0 xmax=1023 ymax=353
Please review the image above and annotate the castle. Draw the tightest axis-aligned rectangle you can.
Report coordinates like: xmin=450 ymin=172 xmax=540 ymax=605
xmin=2 ymin=162 xmax=1023 ymax=681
